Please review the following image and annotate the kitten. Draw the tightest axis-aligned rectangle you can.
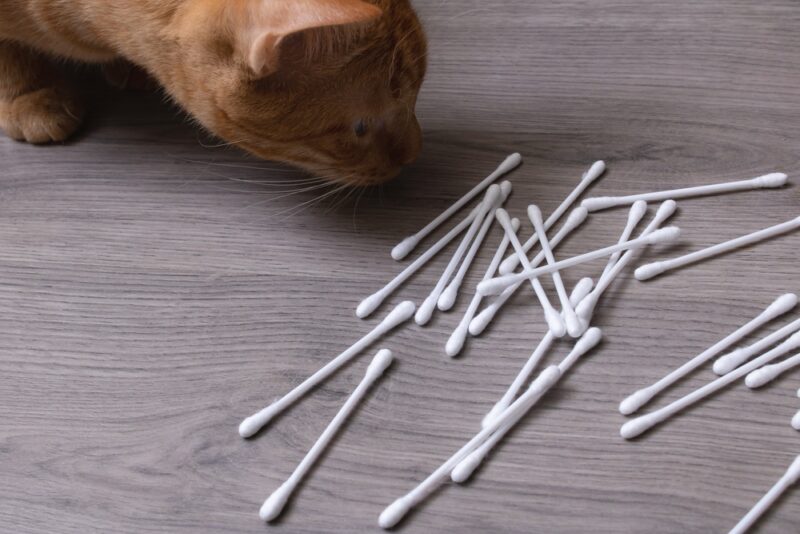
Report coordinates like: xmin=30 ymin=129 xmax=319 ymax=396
xmin=0 ymin=0 xmax=427 ymax=185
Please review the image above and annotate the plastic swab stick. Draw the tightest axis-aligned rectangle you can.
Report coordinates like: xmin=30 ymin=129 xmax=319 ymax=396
xmin=470 ymin=207 xmax=589 ymax=336
xmin=745 ymin=351 xmax=800 ymax=388
xmin=259 ymin=349 xmax=393 ymax=522
xmin=445 ymin=218 xmax=520 ymax=357
xmin=728 ymin=455 xmax=800 ymax=534
xmin=619 ymin=293 xmax=798 ymax=415
xmin=581 ymin=172 xmax=787 ymax=212
xmin=438 ymin=202 xmax=501 ymax=312
xmin=377 ymin=366 xmax=562 ymax=529
xmin=620 ymin=331 xmax=800 ymax=440
xmin=602 ymin=200 xmax=648 ymax=278
xmin=527 ymin=204 xmax=582 ymax=337
xmin=239 ymin=301 xmax=415 ymax=438
xmin=576 ymin=200 xmax=677 ymax=332
xmin=495 ymin=208 xmax=566 ymax=337
xmin=478 ymin=226 xmax=682 ymax=297
xmin=391 ymin=153 xmax=521 ymax=260
xmin=498 ymin=160 xmax=605 ymax=274
xmin=714 ymin=318 xmax=800 ymax=375
xmin=636 ymin=216 xmax=800 ymax=281
xmin=416 ymin=185 xmax=504 ymax=325
xmin=454 ymin=328 xmax=602 ymax=482
xmin=482 ymin=277 xmax=594 ymax=428
xmin=357 ymin=181 xmax=512 ymax=319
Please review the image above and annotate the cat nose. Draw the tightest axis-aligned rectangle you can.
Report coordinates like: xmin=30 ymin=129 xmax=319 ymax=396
xmin=387 ymin=115 xmax=421 ymax=167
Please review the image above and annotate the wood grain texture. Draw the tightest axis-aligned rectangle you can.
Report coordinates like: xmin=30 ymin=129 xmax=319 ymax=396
xmin=2 ymin=1 xmax=800 ymax=532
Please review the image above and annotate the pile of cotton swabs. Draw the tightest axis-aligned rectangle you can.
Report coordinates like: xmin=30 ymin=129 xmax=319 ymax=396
xmin=237 ymin=153 xmax=799 ymax=532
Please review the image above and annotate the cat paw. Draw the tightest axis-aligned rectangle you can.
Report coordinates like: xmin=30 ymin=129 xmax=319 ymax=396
xmin=0 ymin=87 xmax=85 ymax=144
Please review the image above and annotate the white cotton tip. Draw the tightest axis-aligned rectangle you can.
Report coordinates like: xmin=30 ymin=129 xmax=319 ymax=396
xmin=629 ymin=200 xmax=649 ymax=225
xmin=451 ymin=448 xmax=485 ymax=483
xmin=437 ymin=284 xmax=458 ymax=311
xmin=481 ymin=402 xmax=505 ymax=429
xmin=527 ymin=204 xmax=544 ymax=227
xmin=545 ymin=308 xmax=567 ymax=338
xmin=239 ymin=404 xmax=281 ymax=438
xmin=792 ymin=410 xmax=800 ymax=430
xmin=469 ymin=307 xmax=495 ymax=336
xmin=391 ymin=235 xmax=419 ymax=261
xmin=477 ymin=276 xmax=509 ymax=296
xmin=495 ymin=207 xmax=512 ymax=227
xmin=745 ymin=366 xmax=779 ymax=389
xmin=620 ymin=413 xmax=658 ymax=440
xmin=654 ymin=199 xmax=678 ymax=223
xmin=619 ymin=387 xmax=655 ymax=416
xmin=564 ymin=206 xmax=590 ymax=231
xmin=575 ymin=292 xmax=599 ymax=324
xmin=483 ymin=183 xmax=503 ymax=207
xmin=644 ymin=225 xmax=681 ymax=244
xmin=529 ymin=365 xmax=563 ymax=393
xmin=765 ymin=293 xmax=799 ymax=319
xmin=580 ymin=197 xmax=617 ymax=212
xmin=582 ymin=160 xmax=607 ymax=184
xmin=259 ymin=483 xmax=292 ymax=522
xmin=498 ymin=153 xmax=523 ymax=175
xmin=414 ymin=295 xmax=437 ymax=326
xmin=755 ymin=172 xmax=788 ymax=188
xmin=499 ymin=180 xmax=513 ymax=199
xmin=713 ymin=349 xmax=746 ymax=375
xmin=574 ymin=327 xmax=603 ymax=356
xmin=497 ymin=255 xmax=518 ymax=276
xmin=635 ymin=261 xmax=668 ymax=281
xmin=366 ymin=349 xmax=394 ymax=379
xmin=445 ymin=324 xmax=468 ymax=358
xmin=564 ymin=309 xmax=585 ymax=338
xmin=797 ymin=387 xmax=800 ymax=398
xmin=356 ymin=290 xmax=387 ymax=319
xmin=378 ymin=497 xmax=412 ymax=529
xmin=384 ymin=300 xmax=417 ymax=329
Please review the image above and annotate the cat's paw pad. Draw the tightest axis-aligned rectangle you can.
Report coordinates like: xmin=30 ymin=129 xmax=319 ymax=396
xmin=0 ymin=87 xmax=84 ymax=144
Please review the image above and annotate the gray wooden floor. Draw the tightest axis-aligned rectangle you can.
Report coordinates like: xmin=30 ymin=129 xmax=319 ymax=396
xmin=2 ymin=1 xmax=800 ymax=532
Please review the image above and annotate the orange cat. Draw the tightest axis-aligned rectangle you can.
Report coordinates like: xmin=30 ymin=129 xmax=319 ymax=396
xmin=0 ymin=0 xmax=427 ymax=184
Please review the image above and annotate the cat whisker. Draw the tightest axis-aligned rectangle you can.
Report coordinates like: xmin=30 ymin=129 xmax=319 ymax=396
xmin=272 ymin=182 xmax=350 ymax=221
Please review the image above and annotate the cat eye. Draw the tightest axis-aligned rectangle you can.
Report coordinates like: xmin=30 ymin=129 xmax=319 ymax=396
xmin=353 ymin=119 xmax=368 ymax=137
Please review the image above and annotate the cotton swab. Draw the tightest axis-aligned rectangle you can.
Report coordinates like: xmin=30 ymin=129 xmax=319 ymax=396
xmin=454 ymin=328 xmax=602 ymax=483
xmin=581 ymin=172 xmax=787 ymax=212
xmin=602 ymin=200 xmax=648 ymax=278
xmin=415 ymin=185 xmax=505 ymax=325
xmin=391 ymin=153 xmax=521 ymax=260
xmin=728 ymin=455 xmax=800 ymax=534
xmin=259 ymin=349 xmax=393 ymax=522
xmin=792 ymin=410 xmax=800 ymax=431
xmin=619 ymin=293 xmax=798 ymax=415
xmin=438 ymin=201 xmax=500 ymax=312
xmin=527 ymin=204 xmax=582 ymax=337
xmin=620 ymin=331 xmax=800 ymax=440
xmin=478 ymin=226 xmax=682 ymax=297
xmin=445 ymin=218 xmax=520 ymax=358
xmin=714 ymin=318 xmax=800 ymax=375
xmin=636 ymin=216 xmax=800 ymax=281
xmin=482 ymin=277 xmax=594 ymax=428
xmin=576 ymin=200 xmax=677 ymax=333
xmin=745 ymin=351 xmax=800 ymax=388
xmin=495 ymin=208 xmax=566 ymax=337
xmin=470 ymin=207 xmax=589 ymax=336
xmin=357 ymin=181 xmax=513 ymax=319
xmin=239 ymin=301 xmax=415 ymax=438
xmin=377 ymin=366 xmax=562 ymax=529
xmin=498 ymin=160 xmax=606 ymax=275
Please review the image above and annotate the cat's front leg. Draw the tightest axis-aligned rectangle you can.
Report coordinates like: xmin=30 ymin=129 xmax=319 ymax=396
xmin=0 ymin=40 xmax=85 ymax=143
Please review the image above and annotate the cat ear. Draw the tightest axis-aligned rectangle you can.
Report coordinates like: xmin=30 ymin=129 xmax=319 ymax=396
xmin=245 ymin=0 xmax=383 ymax=77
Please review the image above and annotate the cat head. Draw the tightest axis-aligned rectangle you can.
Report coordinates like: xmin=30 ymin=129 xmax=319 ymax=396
xmin=168 ymin=0 xmax=427 ymax=186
